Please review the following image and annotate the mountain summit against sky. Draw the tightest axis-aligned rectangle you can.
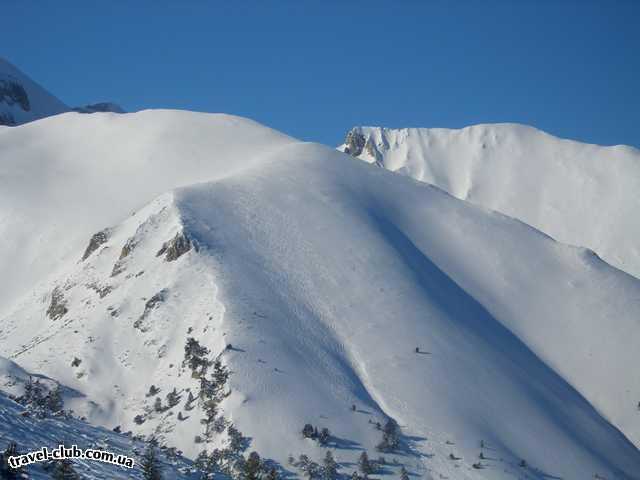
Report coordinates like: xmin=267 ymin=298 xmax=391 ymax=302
xmin=340 ymin=125 xmax=640 ymax=279
xmin=1 ymin=60 xmax=639 ymax=480
xmin=1 ymin=109 xmax=640 ymax=480
xmin=0 ymin=58 xmax=123 ymax=126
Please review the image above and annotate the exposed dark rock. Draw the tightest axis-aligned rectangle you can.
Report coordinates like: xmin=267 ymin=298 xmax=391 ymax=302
xmin=157 ymin=231 xmax=193 ymax=261
xmin=72 ymin=102 xmax=125 ymax=114
xmin=344 ymin=130 xmax=366 ymax=156
xmin=81 ymin=228 xmax=110 ymax=261
xmin=134 ymin=289 xmax=168 ymax=331
xmin=0 ymin=79 xmax=30 ymax=111
xmin=111 ymin=236 xmax=137 ymax=276
xmin=87 ymin=282 xmax=114 ymax=298
xmin=46 ymin=287 xmax=68 ymax=320
xmin=118 ymin=237 xmax=137 ymax=260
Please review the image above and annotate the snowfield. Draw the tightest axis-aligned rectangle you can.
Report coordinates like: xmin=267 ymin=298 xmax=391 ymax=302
xmin=339 ymin=125 xmax=640 ymax=280
xmin=1 ymin=110 xmax=639 ymax=480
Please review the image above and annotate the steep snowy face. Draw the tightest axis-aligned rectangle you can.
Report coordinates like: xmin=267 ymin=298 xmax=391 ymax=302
xmin=0 ymin=58 xmax=69 ymax=126
xmin=0 ymin=110 xmax=295 ymax=316
xmin=1 ymin=124 xmax=640 ymax=480
xmin=340 ymin=125 xmax=640 ymax=279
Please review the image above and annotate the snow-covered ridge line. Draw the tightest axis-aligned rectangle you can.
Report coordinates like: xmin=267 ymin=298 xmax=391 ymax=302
xmin=339 ymin=123 xmax=640 ymax=279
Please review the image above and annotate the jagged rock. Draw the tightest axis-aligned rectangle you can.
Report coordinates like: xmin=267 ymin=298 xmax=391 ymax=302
xmin=0 ymin=79 xmax=30 ymax=111
xmin=81 ymin=228 xmax=110 ymax=261
xmin=86 ymin=282 xmax=114 ymax=298
xmin=157 ymin=231 xmax=193 ymax=261
xmin=72 ymin=102 xmax=125 ymax=114
xmin=343 ymin=130 xmax=366 ymax=156
xmin=111 ymin=236 xmax=137 ymax=276
xmin=118 ymin=237 xmax=137 ymax=260
xmin=46 ymin=286 xmax=68 ymax=320
xmin=134 ymin=289 xmax=168 ymax=331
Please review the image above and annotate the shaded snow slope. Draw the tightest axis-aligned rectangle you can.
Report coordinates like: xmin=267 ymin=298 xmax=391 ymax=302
xmin=0 ymin=58 xmax=69 ymax=126
xmin=1 ymin=112 xmax=639 ymax=479
xmin=339 ymin=125 xmax=640 ymax=279
xmin=0 ymin=390 xmax=199 ymax=479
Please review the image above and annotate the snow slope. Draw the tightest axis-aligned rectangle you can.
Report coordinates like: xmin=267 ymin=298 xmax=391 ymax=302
xmin=1 ymin=111 xmax=639 ymax=479
xmin=0 ymin=58 xmax=69 ymax=126
xmin=339 ymin=125 xmax=640 ymax=279
xmin=0 ymin=389 xmax=199 ymax=479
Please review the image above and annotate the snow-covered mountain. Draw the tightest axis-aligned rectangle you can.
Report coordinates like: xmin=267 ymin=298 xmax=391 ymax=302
xmin=339 ymin=125 xmax=640 ymax=279
xmin=0 ymin=58 xmax=124 ymax=126
xmin=1 ymin=110 xmax=640 ymax=480
xmin=0 ymin=58 xmax=69 ymax=126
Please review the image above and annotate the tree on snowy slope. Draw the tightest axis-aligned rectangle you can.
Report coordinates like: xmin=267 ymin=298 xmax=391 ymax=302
xmin=322 ymin=451 xmax=338 ymax=480
xmin=51 ymin=457 xmax=79 ymax=480
xmin=0 ymin=442 xmax=25 ymax=479
xmin=141 ymin=442 xmax=163 ymax=480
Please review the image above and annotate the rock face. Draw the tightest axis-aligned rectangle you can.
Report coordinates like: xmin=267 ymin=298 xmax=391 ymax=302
xmin=46 ymin=287 xmax=68 ymax=320
xmin=111 ymin=237 xmax=137 ymax=277
xmin=0 ymin=57 xmax=68 ymax=126
xmin=134 ymin=289 xmax=168 ymax=332
xmin=156 ymin=231 xmax=193 ymax=262
xmin=81 ymin=229 xmax=110 ymax=261
xmin=0 ymin=79 xmax=30 ymax=119
xmin=72 ymin=102 xmax=125 ymax=114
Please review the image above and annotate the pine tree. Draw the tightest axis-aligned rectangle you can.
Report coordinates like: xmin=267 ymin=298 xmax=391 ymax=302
xmin=319 ymin=428 xmax=330 ymax=445
xmin=141 ymin=443 xmax=163 ymax=480
xmin=400 ymin=466 xmax=409 ymax=480
xmin=243 ymin=451 xmax=261 ymax=480
xmin=358 ymin=452 xmax=373 ymax=475
xmin=166 ymin=388 xmax=180 ymax=408
xmin=266 ymin=467 xmax=279 ymax=480
xmin=47 ymin=384 xmax=64 ymax=413
xmin=51 ymin=458 xmax=79 ymax=479
xmin=0 ymin=442 xmax=24 ymax=479
xmin=302 ymin=423 xmax=315 ymax=439
xmin=322 ymin=451 xmax=338 ymax=480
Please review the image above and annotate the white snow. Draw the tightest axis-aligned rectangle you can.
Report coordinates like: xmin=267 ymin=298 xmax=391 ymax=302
xmin=339 ymin=125 xmax=640 ymax=279
xmin=1 ymin=111 xmax=639 ymax=480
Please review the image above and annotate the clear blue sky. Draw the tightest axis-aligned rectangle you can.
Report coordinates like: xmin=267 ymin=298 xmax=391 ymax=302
xmin=3 ymin=1 xmax=639 ymax=147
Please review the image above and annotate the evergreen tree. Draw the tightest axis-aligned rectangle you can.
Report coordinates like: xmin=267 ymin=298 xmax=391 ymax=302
xmin=166 ymin=388 xmax=180 ymax=408
xmin=266 ymin=467 xmax=279 ymax=480
xmin=322 ymin=451 xmax=338 ymax=480
xmin=0 ymin=442 xmax=24 ymax=479
xmin=243 ymin=452 xmax=261 ymax=480
xmin=319 ymin=428 xmax=330 ymax=446
xmin=47 ymin=384 xmax=64 ymax=413
xmin=358 ymin=452 xmax=373 ymax=475
xmin=141 ymin=443 xmax=162 ymax=480
xmin=51 ymin=458 xmax=79 ymax=479
xmin=400 ymin=466 xmax=409 ymax=480
xmin=154 ymin=397 xmax=163 ymax=413
xmin=302 ymin=424 xmax=315 ymax=439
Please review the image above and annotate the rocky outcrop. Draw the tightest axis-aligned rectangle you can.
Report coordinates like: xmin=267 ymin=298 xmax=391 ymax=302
xmin=343 ymin=130 xmax=366 ymax=157
xmin=72 ymin=102 xmax=125 ymax=114
xmin=46 ymin=287 xmax=68 ymax=320
xmin=111 ymin=237 xmax=137 ymax=277
xmin=134 ymin=289 xmax=168 ymax=331
xmin=0 ymin=79 xmax=30 ymax=112
xmin=156 ymin=231 xmax=193 ymax=262
xmin=81 ymin=228 xmax=110 ymax=261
